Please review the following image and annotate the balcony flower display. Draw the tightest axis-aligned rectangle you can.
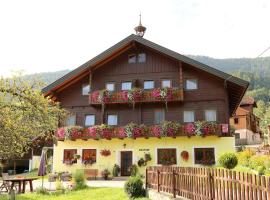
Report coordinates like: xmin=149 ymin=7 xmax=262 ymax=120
xmin=91 ymin=89 xmax=111 ymax=104
xmin=121 ymin=88 xmax=142 ymax=108
xmin=124 ymin=122 xmax=146 ymax=139
xmin=56 ymin=121 xmax=225 ymax=140
xmin=151 ymin=121 xmax=180 ymax=138
xmin=85 ymin=126 xmax=101 ymax=140
xmin=99 ymin=124 xmax=113 ymax=140
xmin=161 ymin=121 xmax=181 ymax=137
xmin=185 ymin=123 xmax=196 ymax=137
xmin=117 ymin=127 xmax=127 ymax=139
xmin=57 ymin=126 xmax=83 ymax=140
xmin=152 ymin=87 xmax=173 ymax=108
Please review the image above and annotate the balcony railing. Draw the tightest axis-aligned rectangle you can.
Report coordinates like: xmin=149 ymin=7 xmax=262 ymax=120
xmin=56 ymin=122 xmax=230 ymax=141
xmin=89 ymin=88 xmax=184 ymax=105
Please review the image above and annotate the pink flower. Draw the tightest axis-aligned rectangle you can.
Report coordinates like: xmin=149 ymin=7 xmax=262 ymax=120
xmin=57 ymin=128 xmax=65 ymax=139
xmin=101 ymin=129 xmax=112 ymax=139
xmin=133 ymin=127 xmax=142 ymax=138
xmin=167 ymin=127 xmax=175 ymax=137
xmin=151 ymin=126 xmax=162 ymax=137
xmin=166 ymin=89 xmax=173 ymax=100
xmin=86 ymin=127 xmax=98 ymax=138
xmin=118 ymin=128 xmax=126 ymax=138
xmin=70 ymin=128 xmax=81 ymax=139
xmin=91 ymin=91 xmax=100 ymax=102
xmin=185 ymin=123 xmax=195 ymax=135
xmin=121 ymin=91 xmax=128 ymax=101
xmin=152 ymin=89 xmax=161 ymax=99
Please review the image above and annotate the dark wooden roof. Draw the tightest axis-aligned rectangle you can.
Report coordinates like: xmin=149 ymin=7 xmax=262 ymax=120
xmin=240 ymin=96 xmax=257 ymax=107
xmin=42 ymin=34 xmax=249 ymax=116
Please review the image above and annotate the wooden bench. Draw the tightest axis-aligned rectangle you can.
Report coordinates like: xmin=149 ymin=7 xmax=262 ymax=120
xmin=83 ymin=169 xmax=98 ymax=180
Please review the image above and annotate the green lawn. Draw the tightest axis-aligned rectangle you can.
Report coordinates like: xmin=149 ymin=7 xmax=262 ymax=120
xmin=0 ymin=188 xmax=149 ymax=200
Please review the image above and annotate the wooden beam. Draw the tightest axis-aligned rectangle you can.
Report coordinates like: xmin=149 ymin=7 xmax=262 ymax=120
xmin=179 ymin=62 xmax=183 ymax=89
xmin=56 ymin=71 xmax=89 ymax=93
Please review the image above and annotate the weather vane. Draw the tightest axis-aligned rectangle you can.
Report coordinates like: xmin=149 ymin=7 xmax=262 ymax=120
xmin=134 ymin=13 xmax=146 ymax=37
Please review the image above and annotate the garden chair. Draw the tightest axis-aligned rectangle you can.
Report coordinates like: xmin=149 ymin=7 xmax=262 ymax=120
xmin=0 ymin=173 xmax=11 ymax=192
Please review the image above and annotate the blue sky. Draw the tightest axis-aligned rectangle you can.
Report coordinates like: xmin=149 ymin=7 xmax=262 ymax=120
xmin=0 ymin=0 xmax=270 ymax=76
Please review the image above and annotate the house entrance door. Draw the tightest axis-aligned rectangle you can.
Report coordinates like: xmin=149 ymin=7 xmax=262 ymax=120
xmin=120 ymin=151 xmax=132 ymax=176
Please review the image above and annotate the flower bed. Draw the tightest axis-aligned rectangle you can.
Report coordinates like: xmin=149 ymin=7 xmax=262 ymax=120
xmin=56 ymin=121 xmax=228 ymax=141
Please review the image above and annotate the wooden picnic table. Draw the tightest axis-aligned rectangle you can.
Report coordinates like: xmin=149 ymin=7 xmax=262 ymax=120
xmin=4 ymin=177 xmax=38 ymax=193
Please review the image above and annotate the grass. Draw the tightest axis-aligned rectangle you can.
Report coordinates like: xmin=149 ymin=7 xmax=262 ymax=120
xmin=0 ymin=188 xmax=149 ymax=200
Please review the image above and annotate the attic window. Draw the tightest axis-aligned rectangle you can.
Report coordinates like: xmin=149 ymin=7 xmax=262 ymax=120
xmin=138 ymin=53 xmax=146 ymax=63
xmin=82 ymin=84 xmax=90 ymax=95
xmin=128 ymin=54 xmax=136 ymax=63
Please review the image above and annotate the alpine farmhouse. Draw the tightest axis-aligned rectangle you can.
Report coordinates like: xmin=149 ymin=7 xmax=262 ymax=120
xmin=43 ymin=29 xmax=249 ymax=177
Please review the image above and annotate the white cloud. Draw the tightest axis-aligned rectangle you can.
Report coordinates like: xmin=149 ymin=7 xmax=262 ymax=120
xmin=0 ymin=0 xmax=270 ymax=76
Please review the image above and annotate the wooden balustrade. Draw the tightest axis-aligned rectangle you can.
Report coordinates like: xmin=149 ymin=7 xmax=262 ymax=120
xmin=89 ymin=88 xmax=184 ymax=105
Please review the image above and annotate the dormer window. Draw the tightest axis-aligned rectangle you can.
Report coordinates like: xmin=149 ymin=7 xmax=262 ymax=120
xmin=82 ymin=84 xmax=90 ymax=95
xmin=128 ymin=54 xmax=136 ymax=63
xmin=138 ymin=53 xmax=146 ymax=63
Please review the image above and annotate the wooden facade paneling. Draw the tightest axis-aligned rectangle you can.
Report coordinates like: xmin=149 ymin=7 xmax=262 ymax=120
xmin=55 ymin=45 xmax=230 ymax=127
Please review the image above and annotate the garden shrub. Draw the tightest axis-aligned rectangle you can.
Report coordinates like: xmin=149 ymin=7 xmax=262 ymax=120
xmin=73 ymin=170 xmax=88 ymax=190
xmin=257 ymin=166 xmax=266 ymax=175
xmin=218 ymin=152 xmax=238 ymax=169
xmin=249 ymin=155 xmax=268 ymax=170
xmin=112 ymin=164 xmax=120 ymax=177
xmin=124 ymin=176 xmax=145 ymax=199
xmin=130 ymin=164 xmax=138 ymax=177
xmin=236 ymin=149 xmax=254 ymax=167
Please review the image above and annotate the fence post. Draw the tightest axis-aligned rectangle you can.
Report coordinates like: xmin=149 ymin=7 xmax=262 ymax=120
xmin=173 ymin=169 xmax=176 ymax=198
xmin=157 ymin=170 xmax=160 ymax=193
xmin=208 ymin=169 xmax=214 ymax=200
xmin=145 ymin=168 xmax=148 ymax=190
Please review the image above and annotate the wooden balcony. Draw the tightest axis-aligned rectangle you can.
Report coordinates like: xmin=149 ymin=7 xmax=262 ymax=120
xmin=89 ymin=88 xmax=184 ymax=105
xmin=56 ymin=122 xmax=230 ymax=141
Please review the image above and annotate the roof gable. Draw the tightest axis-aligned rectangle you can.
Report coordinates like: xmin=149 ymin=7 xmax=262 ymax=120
xmin=42 ymin=34 xmax=249 ymax=115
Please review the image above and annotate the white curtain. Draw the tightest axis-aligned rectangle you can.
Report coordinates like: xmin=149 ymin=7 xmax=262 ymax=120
xmin=205 ymin=110 xmax=217 ymax=121
xmin=184 ymin=111 xmax=195 ymax=122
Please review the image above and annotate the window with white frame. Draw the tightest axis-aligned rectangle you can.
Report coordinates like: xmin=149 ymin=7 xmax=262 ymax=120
xmin=183 ymin=111 xmax=195 ymax=123
xmin=161 ymin=79 xmax=171 ymax=88
xmin=155 ymin=110 xmax=165 ymax=124
xmin=205 ymin=110 xmax=217 ymax=122
xmin=66 ymin=114 xmax=76 ymax=126
xmin=144 ymin=80 xmax=154 ymax=89
xmin=106 ymin=83 xmax=115 ymax=91
xmin=121 ymin=82 xmax=132 ymax=90
xmin=107 ymin=115 xmax=118 ymax=126
xmin=138 ymin=53 xmax=146 ymax=63
xmin=82 ymin=84 xmax=90 ymax=95
xmin=85 ymin=115 xmax=95 ymax=126
xmin=185 ymin=79 xmax=198 ymax=90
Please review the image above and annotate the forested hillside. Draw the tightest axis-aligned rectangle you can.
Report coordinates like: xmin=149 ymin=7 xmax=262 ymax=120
xmin=33 ymin=55 xmax=270 ymax=135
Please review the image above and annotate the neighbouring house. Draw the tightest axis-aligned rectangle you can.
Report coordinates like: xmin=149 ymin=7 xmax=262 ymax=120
xmin=230 ymin=96 xmax=262 ymax=148
xmin=42 ymin=22 xmax=248 ymax=177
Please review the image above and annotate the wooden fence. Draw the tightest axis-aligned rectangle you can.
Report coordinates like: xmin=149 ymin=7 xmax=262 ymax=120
xmin=146 ymin=166 xmax=270 ymax=200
